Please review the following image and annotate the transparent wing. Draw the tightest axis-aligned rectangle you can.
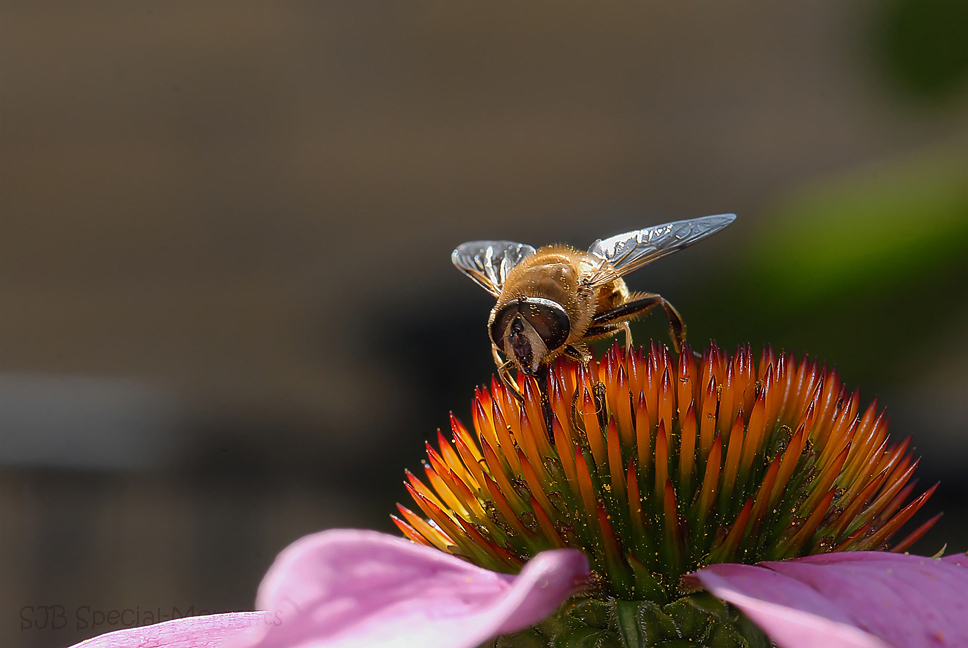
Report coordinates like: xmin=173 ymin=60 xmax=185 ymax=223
xmin=585 ymin=213 xmax=736 ymax=286
xmin=451 ymin=240 xmax=537 ymax=297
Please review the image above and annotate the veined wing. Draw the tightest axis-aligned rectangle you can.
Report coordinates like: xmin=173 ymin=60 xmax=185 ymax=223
xmin=451 ymin=240 xmax=537 ymax=297
xmin=585 ymin=214 xmax=736 ymax=286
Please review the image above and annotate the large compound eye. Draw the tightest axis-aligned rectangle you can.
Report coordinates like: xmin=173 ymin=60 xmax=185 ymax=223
xmin=520 ymin=298 xmax=570 ymax=351
xmin=489 ymin=301 xmax=520 ymax=347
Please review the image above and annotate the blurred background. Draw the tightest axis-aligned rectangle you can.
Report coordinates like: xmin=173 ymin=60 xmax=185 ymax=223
xmin=2 ymin=1 xmax=967 ymax=645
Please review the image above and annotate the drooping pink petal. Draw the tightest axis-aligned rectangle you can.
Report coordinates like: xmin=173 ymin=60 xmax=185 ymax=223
xmin=67 ymin=612 xmax=267 ymax=648
xmin=690 ymin=563 xmax=889 ymax=648
xmin=689 ymin=551 xmax=968 ymax=648
xmin=231 ymin=529 xmax=588 ymax=648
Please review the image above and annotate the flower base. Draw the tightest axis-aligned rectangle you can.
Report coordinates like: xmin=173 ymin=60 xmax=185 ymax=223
xmin=483 ymin=593 xmax=772 ymax=648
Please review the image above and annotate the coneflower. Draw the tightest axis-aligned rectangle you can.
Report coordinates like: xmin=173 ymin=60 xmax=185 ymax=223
xmin=395 ymin=341 xmax=939 ymax=644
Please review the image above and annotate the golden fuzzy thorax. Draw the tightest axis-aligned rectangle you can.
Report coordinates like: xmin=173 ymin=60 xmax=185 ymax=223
xmin=490 ymin=245 xmax=631 ymax=368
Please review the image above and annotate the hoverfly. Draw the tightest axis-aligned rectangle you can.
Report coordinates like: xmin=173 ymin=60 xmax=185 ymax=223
xmin=452 ymin=214 xmax=735 ymax=402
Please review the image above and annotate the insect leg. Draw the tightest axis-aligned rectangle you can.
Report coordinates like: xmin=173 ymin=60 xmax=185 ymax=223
xmin=533 ymin=363 xmax=555 ymax=438
xmin=492 ymin=343 xmax=505 ymax=368
xmin=582 ymin=322 xmax=625 ymax=341
xmin=659 ymin=297 xmax=685 ymax=352
xmin=498 ymin=361 xmax=524 ymax=402
xmin=592 ymin=293 xmax=685 ymax=353
xmin=493 ymin=345 xmax=525 ymax=401
xmin=563 ymin=344 xmax=592 ymax=363
xmin=592 ymin=294 xmax=660 ymax=324
xmin=619 ymin=321 xmax=633 ymax=347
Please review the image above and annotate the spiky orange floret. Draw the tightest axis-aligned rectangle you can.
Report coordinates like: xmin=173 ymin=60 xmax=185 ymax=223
xmin=395 ymin=342 xmax=938 ymax=601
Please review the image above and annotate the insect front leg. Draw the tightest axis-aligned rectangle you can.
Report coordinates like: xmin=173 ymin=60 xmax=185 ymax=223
xmin=493 ymin=344 xmax=525 ymax=402
xmin=591 ymin=293 xmax=685 ymax=353
xmin=492 ymin=343 xmax=506 ymax=370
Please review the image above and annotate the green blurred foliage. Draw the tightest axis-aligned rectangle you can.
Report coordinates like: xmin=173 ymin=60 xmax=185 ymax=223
xmin=748 ymin=150 xmax=967 ymax=307
xmin=680 ymin=147 xmax=968 ymax=387
xmin=876 ymin=0 xmax=968 ymax=102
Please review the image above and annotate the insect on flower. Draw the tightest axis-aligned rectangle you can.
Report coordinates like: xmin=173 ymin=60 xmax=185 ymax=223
xmin=451 ymin=214 xmax=735 ymax=404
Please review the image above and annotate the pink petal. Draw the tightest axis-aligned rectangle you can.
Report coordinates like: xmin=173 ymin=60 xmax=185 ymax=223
xmin=942 ymin=551 xmax=968 ymax=568
xmin=68 ymin=612 xmax=268 ymax=648
xmin=231 ymin=529 xmax=588 ymax=648
xmin=690 ymin=563 xmax=889 ymax=648
xmin=690 ymin=551 xmax=968 ymax=648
